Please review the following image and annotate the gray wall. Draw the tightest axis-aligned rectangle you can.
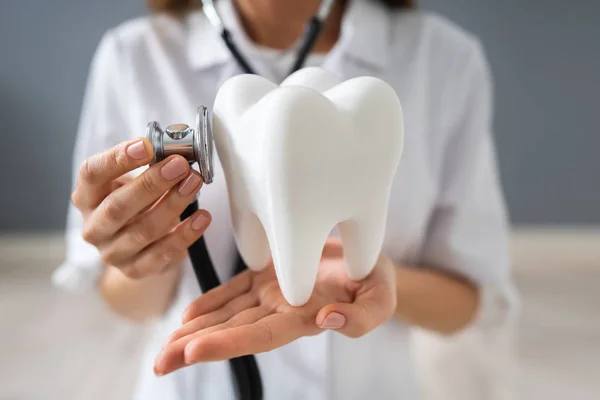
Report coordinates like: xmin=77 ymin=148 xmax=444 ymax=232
xmin=1 ymin=0 xmax=599 ymax=232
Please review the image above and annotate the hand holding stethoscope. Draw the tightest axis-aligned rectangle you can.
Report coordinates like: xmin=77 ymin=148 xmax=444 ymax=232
xmin=69 ymin=139 xmax=209 ymax=281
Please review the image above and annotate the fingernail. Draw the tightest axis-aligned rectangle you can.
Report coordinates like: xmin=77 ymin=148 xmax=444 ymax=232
xmin=161 ymin=157 xmax=188 ymax=180
xmin=178 ymin=173 xmax=202 ymax=196
xmin=154 ymin=351 xmax=166 ymax=376
xmin=184 ymin=341 xmax=201 ymax=365
xmin=126 ymin=141 xmax=147 ymax=160
xmin=191 ymin=212 xmax=210 ymax=231
xmin=319 ymin=312 xmax=346 ymax=329
xmin=181 ymin=308 xmax=193 ymax=324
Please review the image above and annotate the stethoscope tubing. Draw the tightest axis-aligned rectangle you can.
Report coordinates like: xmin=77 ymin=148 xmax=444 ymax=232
xmin=181 ymin=201 xmax=264 ymax=400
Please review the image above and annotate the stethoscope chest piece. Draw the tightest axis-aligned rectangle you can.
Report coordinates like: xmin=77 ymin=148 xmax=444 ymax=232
xmin=146 ymin=106 xmax=214 ymax=184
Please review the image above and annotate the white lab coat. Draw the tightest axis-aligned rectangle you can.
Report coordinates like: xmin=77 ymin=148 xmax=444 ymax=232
xmin=52 ymin=1 xmax=520 ymax=399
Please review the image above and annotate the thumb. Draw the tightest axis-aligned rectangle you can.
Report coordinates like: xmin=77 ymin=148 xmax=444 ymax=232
xmin=316 ymin=286 xmax=396 ymax=338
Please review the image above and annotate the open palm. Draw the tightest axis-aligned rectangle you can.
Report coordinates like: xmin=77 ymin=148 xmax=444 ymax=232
xmin=154 ymin=237 xmax=397 ymax=376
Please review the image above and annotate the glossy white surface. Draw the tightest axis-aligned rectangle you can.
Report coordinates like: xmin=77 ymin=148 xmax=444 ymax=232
xmin=212 ymin=67 xmax=404 ymax=305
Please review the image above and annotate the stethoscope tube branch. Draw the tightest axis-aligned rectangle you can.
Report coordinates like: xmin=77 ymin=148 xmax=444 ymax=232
xmin=289 ymin=17 xmax=324 ymax=74
xmin=221 ymin=29 xmax=256 ymax=75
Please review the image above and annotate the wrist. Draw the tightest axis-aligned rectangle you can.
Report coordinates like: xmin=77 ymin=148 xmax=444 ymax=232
xmin=99 ymin=263 xmax=182 ymax=322
xmin=392 ymin=263 xmax=414 ymax=320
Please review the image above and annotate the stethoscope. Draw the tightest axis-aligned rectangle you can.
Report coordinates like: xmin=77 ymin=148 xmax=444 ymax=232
xmin=145 ymin=1 xmax=335 ymax=399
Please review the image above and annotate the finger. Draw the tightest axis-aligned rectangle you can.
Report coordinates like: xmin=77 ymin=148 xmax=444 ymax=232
xmin=71 ymin=138 xmax=153 ymax=210
xmin=194 ymin=306 xmax=270 ymax=338
xmin=321 ymin=237 xmax=344 ymax=259
xmin=164 ymin=292 xmax=259 ymax=346
xmin=155 ymin=306 xmax=269 ymax=375
xmin=183 ymin=313 xmax=310 ymax=364
xmin=316 ymin=283 xmax=396 ymax=338
xmin=99 ymin=170 xmax=202 ymax=265
xmin=84 ymin=156 xmax=192 ymax=244
xmin=181 ymin=271 xmax=253 ymax=324
xmin=117 ymin=209 xmax=211 ymax=278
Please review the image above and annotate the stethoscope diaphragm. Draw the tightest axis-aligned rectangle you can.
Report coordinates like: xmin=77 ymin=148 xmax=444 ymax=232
xmin=146 ymin=106 xmax=214 ymax=184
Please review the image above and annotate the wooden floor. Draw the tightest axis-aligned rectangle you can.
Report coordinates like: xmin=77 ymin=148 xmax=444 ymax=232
xmin=1 ymin=230 xmax=599 ymax=400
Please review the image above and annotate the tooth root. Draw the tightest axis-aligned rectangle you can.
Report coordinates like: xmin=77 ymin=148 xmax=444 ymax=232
xmin=233 ymin=211 xmax=271 ymax=272
xmin=338 ymin=199 xmax=389 ymax=281
xmin=213 ymin=74 xmax=277 ymax=272
xmin=267 ymin=217 xmax=332 ymax=307
xmin=257 ymin=88 xmax=342 ymax=306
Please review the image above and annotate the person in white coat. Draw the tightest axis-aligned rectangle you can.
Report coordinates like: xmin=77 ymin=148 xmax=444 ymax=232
xmin=53 ymin=0 xmax=520 ymax=399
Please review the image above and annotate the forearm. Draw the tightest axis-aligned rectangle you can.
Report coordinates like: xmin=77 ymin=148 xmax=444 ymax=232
xmin=394 ymin=264 xmax=479 ymax=335
xmin=99 ymin=264 xmax=181 ymax=322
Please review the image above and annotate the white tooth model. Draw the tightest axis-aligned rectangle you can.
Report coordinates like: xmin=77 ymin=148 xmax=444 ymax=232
xmin=213 ymin=67 xmax=404 ymax=306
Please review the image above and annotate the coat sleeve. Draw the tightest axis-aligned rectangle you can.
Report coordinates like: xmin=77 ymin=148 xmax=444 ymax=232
xmin=412 ymin=40 xmax=520 ymax=400
xmin=52 ymin=30 xmax=129 ymax=292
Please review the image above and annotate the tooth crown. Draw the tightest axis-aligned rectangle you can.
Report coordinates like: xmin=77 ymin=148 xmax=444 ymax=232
xmin=213 ymin=67 xmax=404 ymax=306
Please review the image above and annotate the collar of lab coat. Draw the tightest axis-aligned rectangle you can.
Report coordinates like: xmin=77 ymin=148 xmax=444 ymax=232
xmin=186 ymin=0 xmax=391 ymax=72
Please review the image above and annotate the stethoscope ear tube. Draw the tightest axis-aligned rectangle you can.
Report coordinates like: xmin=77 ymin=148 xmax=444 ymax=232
xmin=289 ymin=16 xmax=322 ymax=74
xmin=221 ymin=29 xmax=256 ymax=75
